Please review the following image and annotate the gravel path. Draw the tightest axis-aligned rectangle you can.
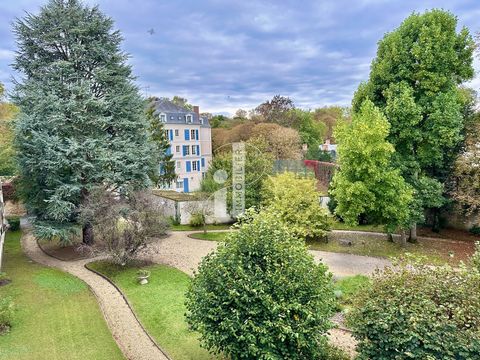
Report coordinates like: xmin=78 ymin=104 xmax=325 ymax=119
xmin=144 ymin=230 xmax=391 ymax=277
xmin=20 ymin=225 xmax=169 ymax=360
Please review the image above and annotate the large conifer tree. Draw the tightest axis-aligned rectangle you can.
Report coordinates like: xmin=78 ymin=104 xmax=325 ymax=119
xmin=13 ymin=0 xmax=154 ymax=244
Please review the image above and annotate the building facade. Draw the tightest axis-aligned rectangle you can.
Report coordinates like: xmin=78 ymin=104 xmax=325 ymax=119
xmin=153 ymin=99 xmax=212 ymax=193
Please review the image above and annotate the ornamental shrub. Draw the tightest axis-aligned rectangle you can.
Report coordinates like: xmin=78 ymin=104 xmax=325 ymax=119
xmin=473 ymin=241 xmax=480 ymax=272
xmin=348 ymin=259 xmax=480 ymax=359
xmin=185 ymin=212 xmax=336 ymax=359
xmin=262 ymin=172 xmax=331 ymax=241
xmin=6 ymin=217 xmax=20 ymax=232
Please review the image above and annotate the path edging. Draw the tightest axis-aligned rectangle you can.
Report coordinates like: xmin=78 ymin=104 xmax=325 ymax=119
xmin=34 ymin=235 xmax=172 ymax=360
xmin=84 ymin=262 xmax=173 ymax=360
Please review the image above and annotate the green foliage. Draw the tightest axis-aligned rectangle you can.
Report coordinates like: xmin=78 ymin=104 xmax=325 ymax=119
xmin=0 ymin=83 xmax=19 ymax=176
xmin=262 ymin=172 xmax=331 ymax=240
xmin=0 ymin=296 xmax=14 ymax=335
xmin=348 ymin=259 xmax=480 ymax=359
xmin=473 ymin=242 xmax=480 ymax=271
xmin=185 ymin=212 xmax=336 ymax=359
xmin=305 ymin=145 xmax=334 ymax=162
xmin=189 ymin=213 xmax=204 ymax=227
xmin=6 ymin=217 xmax=20 ymax=232
xmin=201 ymin=137 xmax=274 ymax=212
xmin=334 ymin=275 xmax=371 ymax=308
xmin=470 ymin=226 xmax=480 ymax=236
xmin=330 ymin=100 xmax=413 ymax=232
xmin=12 ymin=0 xmax=154 ymax=243
xmin=352 ymin=9 xmax=475 ymax=228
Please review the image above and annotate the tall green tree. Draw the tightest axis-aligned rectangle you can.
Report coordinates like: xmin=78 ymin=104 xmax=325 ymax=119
xmin=353 ymin=10 xmax=475 ymax=238
xmin=13 ymin=0 xmax=154 ymax=244
xmin=330 ymin=100 xmax=413 ymax=243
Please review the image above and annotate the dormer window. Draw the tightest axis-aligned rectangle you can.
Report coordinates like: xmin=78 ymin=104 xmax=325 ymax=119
xmin=186 ymin=115 xmax=192 ymax=123
xmin=200 ymin=118 xmax=203 ymax=124
xmin=159 ymin=113 xmax=166 ymax=122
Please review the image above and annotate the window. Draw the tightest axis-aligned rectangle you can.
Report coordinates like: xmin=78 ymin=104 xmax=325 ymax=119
xmin=160 ymin=114 xmax=166 ymax=122
xmin=186 ymin=115 xmax=192 ymax=123
xmin=176 ymin=181 xmax=183 ymax=189
xmin=192 ymin=145 xmax=197 ymax=155
xmin=176 ymin=161 xmax=181 ymax=170
xmin=200 ymin=118 xmax=203 ymax=124
xmin=192 ymin=161 xmax=198 ymax=171
xmin=164 ymin=130 xmax=169 ymax=139
xmin=191 ymin=129 xmax=196 ymax=140
xmin=170 ymin=116 xmax=174 ymax=120
xmin=178 ymin=116 xmax=182 ymax=120
xmin=175 ymin=129 xmax=179 ymax=136
xmin=183 ymin=146 xmax=190 ymax=155
xmin=176 ymin=145 xmax=180 ymax=153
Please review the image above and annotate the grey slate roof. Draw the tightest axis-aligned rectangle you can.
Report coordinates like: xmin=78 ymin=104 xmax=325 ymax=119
xmin=152 ymin=98 xmax=210 ymax=127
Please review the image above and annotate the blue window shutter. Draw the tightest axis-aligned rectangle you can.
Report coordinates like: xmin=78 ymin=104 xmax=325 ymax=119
xmin=197 ymin=161 xmax=201 ymax=171
xmin=195 ymin=129 xmax=199 ymax=140
xmin=169 ymin=129 xmax=173 ymax=140
xmin=197 ymin=145 xmax=200 ymax=155
xmin=186 ymin=161 xmax=191 ymax=172
xmin=184 ymin=129 xmax=190 ymax=140
xmin=182 ymin=145 xmax=187 ymax=156
xmin=166 ymin=146 xmax=171 ymax=155
xmin=201 ymin=158 xmax=205 ymax=167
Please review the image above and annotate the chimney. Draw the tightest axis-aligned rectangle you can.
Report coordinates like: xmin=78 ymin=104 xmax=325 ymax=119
xmin=193 ymin=105 xmax=199 ymax=117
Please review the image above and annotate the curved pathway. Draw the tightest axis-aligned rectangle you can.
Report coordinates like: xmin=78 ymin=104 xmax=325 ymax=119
xmin=20 ymin=226 xmax=169 ymax=360
xmin=143 ymin=230 xmax=391 ymax=277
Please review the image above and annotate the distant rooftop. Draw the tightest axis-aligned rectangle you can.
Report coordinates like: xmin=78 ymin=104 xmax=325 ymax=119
xmin=152 ymin=98 xmax=210 ymax=127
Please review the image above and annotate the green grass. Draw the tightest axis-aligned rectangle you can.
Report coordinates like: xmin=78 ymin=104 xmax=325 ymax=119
xmin=88 ymin=261 xmax=215 ymax=360
xmin=0 ymin=231 xmax=124 ymax=360
xmin=189 ymin=231 xmax=231 ymax=241
xmin=331 ymin=222 xmax=384 ymax=233
xmin=171 ymin=223 xmax=232 ymax=231
xmin=334 ymin=275 xmax=371 ymax=309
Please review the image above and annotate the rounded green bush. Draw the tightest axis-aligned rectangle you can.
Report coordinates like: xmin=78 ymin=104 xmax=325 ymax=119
xmin=185 ymin=212 xmax=336 ymax=359
xmin=348 ymin=259 xmax=480 ymax=359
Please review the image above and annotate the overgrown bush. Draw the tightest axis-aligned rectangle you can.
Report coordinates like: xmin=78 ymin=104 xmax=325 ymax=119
xmin=79 ymin=189 xmax=169 ymax=265
xmin=262 ymin=172 xmax=331 ymax=240
xmin=6 ymin=216 xmax=20 ymax=231
xmin=0 ymin=296 xmax=14 ymax=335
xmin=185 ymin=212 xmax=336 ymax=359
xmin=348 ymin=258 xmax=480 ymax=359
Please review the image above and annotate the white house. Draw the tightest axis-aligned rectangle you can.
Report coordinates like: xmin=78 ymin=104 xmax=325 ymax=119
xmin=153 ymin=99 xmax=212 ymax=192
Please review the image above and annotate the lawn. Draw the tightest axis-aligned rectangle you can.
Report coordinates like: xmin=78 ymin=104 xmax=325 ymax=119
xmin=171 ymin=223 xmax=232 ymax=231
xmin=334 ymin=275 xmax=371 ymax=310
xmin=189 ymin=231 xmax=474 ymax=265
xmin=88 ymin=261 xmax=215 ymax=360
xmin=0 ymin=231 xmax=124 ymax=360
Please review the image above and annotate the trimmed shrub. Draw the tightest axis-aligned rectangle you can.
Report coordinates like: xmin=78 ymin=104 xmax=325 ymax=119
xmin=185 ymin=212 xmax=336 ymax=359
xmin=0 ymin=296 xmax=14 ymax=335
xmin=473 ymin=242 xmax=480 ymax=272
xmin=348 ymin=259 xmax=480 ymax=359
xmin=6 ymin=217 xmax=20 ymax=231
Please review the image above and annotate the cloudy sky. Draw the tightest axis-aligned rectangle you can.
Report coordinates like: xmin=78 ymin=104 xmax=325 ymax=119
xmin=1 ymin=0 xmax=479 ymax=114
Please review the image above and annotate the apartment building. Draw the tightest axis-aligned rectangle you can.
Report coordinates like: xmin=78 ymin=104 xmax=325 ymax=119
xmin=153 ymin=99 xmax=212 ymax=192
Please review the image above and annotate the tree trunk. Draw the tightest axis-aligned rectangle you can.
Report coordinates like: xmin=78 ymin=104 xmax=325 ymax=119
xmin=408 ymin=224 xmax=417 ymax=243
xmin=82 ymin=222 xmax=94 ymax=245
xmin=387 ymin=233 xmax=394 ymax=242
xmin=400 ymin=229 xmax=407 ymax=247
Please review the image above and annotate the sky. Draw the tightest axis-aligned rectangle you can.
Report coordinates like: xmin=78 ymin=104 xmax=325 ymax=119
xmin=1 ymin=0 xmax=480 ymax=115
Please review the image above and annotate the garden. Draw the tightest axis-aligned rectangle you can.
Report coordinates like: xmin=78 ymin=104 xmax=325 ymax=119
xmin=0 ymin=1 xmax=480 ymax=360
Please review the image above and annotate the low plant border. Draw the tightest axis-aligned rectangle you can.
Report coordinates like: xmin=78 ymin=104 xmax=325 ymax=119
xmin=84 ymin=262 xmax=173 ymax=360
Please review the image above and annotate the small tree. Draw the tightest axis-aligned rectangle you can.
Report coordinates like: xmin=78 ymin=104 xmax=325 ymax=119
xmin=330 ymin=100 xmax=413 ymax=243
xmin=184 ymin=199 xmax=213 ymax=234
xmin=79 ymin=189 xmax=169 ymax=265
xmin=262 ymin=172 xmax=330 ymax=240
xmin=348 ymin=258 xmax=480 ymax=359
xmin=185 ymin=212 xmax=336 ymax=359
